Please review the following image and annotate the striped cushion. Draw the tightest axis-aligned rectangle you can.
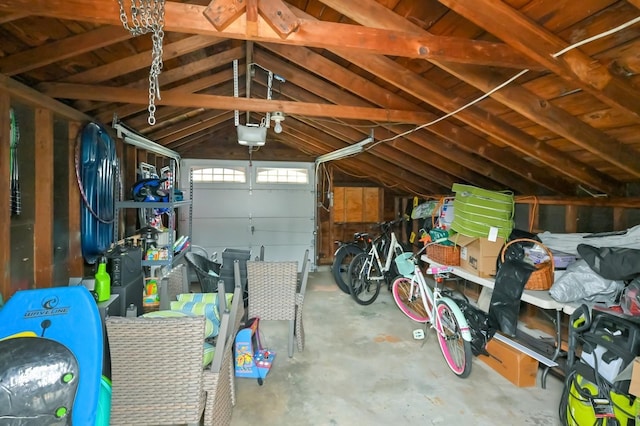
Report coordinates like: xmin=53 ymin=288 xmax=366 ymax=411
xmin=176 ymin=292 xmax=234 ymax=305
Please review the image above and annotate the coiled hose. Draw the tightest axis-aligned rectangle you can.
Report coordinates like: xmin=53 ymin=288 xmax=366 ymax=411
xmin=76 ymin=122 xmax=117 ymax=264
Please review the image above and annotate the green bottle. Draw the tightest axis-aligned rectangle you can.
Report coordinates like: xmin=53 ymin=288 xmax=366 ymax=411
xmin=94 ymin=257 xmax=111 ymax=302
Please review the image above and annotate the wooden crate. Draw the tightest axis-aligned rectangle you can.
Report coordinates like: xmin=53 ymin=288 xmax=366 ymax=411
xmin=478 ymin=338 xmax=538 ymax=387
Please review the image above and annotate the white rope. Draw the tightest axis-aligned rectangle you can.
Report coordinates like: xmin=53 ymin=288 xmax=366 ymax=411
xmin=368 ymin=15 xmax=640 ymax=149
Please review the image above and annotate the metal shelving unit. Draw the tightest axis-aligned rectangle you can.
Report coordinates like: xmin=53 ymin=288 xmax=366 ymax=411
xmin=113 ymin=159 xmax=193 ymax=271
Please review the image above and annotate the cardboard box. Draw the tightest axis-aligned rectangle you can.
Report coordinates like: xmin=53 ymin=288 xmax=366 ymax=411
xmin=450 ymin=234 xmax=504 ymax=277
xmin=479 ymin=338 xmax=538 ymax=387
xmin=629 ymin=357 xmax=640 ymax=397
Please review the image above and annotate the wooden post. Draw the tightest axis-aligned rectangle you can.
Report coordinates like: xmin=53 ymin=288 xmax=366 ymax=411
xmin=613 ymin=207 xmax=627 ymax=231
xmin=68 ymin=121 xmax=83 ymax=276
xmin=34 ymin=108 xmax=54 ymax=287
xmin=565 ymin=205 xmax=578 ymax=233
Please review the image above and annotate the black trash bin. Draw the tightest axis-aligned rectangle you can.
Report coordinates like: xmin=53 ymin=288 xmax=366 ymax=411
xmin=185 ymin=252 xmax=222 ymax=293
xmin=219 ymin=248 xmax=251 ymax=305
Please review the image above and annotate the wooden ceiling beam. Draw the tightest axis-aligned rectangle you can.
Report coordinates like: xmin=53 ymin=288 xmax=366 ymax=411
xmin=37 ymin=82 xmax=440 ymax=124
xmin=440 ymin=0 xmax=640 ymax=121
xmin=0 ymin=74 xmax=91 ymax=122
xmin=442 ymin=63 xmax=640 ymax=179
xmin=64 ymin=35 xmax=225 ymax=84
xmin=92 ymin=54 xmax=243 ymax=122
xmin=257 ymin=44 xmax=569 ymax=195
xmin=203 ymin=16 xmax=542 ymax=70
xmin=164 ymin=112 xmax=235 ymax=149
xmin=0 ymin=25 xmax=132 ymax=76
xmin=292 ymin=115 xmax=460 ymax=190
xmin=126 ymin=107 xmax=195 ymax=132
xmin=251 ymin=56 xmax=542 ymax=194
xmin=73 ymin=39 xmax=238 ymax=112
xmin=203 ymin=0 xmax=246 ymax=31
xmin=317 ymin=0 xmax=624 ymax=196
xmin=338 ymin=53 xmax=619 ymax=195
xmin=152 ymin=110 xmax=231 ymax=144
xmin=0 ymin=11 xmax=28 ymax=25
xmin=285 ymin=120 xmax=443 ymax=193
xmin=258 ymin=0 xmax=299 ymax=38
xmin=0 ymin=0 xmax=542 ymax=70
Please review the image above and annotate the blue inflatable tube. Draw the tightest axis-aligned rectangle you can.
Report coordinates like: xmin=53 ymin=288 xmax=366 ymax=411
xmin=79 ymin=122 xmax=117 ymax=264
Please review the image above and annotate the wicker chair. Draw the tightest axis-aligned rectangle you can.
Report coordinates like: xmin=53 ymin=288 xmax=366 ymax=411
xmin=246 ymin=260 xmax=298 ymax=357
xmin=296 ymin=250 xmax=311 ymax=353
xmin=107 ymin=278 xmax=244 ymax=426
xmin=158 ymin=263 xmax=190 ymax=310
xmin=107 ymin=314 xmax=208 ymax=425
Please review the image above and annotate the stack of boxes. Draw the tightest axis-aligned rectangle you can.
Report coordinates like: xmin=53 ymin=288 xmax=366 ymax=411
xmin=448 ymin=184 xmax=515 ymax=277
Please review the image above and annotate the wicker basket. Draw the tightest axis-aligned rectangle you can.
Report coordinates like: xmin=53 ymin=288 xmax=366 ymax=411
xmin=500 ymin=238 xmax=554 ymax=291
xmin=426 ymin=243 xmax=460 ymax=266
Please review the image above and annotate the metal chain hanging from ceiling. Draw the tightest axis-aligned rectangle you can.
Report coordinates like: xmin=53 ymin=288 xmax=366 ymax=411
xmin=118 ymin=0 xmax=165 ymax=126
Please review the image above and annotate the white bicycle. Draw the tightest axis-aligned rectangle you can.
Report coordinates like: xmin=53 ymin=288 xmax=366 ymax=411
xmin=391 ymin=245 xmax=473 ymax=378
xmin=347 ymin=218 xmax=407 ymax=305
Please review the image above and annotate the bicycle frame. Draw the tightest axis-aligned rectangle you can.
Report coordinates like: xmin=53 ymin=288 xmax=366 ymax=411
xmin=409 ymin=264 xmax=472 ymax=342
xmin=362 ymin=228 xmax=404 ymax=281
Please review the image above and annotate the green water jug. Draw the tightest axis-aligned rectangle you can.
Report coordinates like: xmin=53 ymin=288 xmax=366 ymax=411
xmin=94 ymin=257 xmax=111 ymax=302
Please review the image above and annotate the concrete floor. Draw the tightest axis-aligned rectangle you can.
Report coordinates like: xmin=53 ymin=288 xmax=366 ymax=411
xmin=230 ymin=269 xmax=564 ymax=426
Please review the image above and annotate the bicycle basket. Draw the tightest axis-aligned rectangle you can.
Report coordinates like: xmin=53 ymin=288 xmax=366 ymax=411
xmin=394 ymin=252 xmax=415 ymax=277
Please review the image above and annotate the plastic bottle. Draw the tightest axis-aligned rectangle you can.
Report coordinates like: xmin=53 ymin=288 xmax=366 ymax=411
xmin=94 ymin=256 xmax=111 ymax=302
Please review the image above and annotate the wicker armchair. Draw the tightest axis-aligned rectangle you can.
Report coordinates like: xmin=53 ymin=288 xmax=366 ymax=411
xmin=107 ymin=315 xmax=208 ymax=425
xmin=246 ymin=260 xmax=298 ymax=357
xmin=107 ymin=277 xmax=244 ymax=426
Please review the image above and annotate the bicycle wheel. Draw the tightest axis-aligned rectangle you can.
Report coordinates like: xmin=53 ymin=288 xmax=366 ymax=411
xmin=391 ymin=276 xmax=430 ymax=322
xmin=435 ymin=301 xmax=472 ymax=378
xmin=332 ymin=243 xmax=364 ymax=294
xmin=347 ymin=253 xmax=381 ymax=305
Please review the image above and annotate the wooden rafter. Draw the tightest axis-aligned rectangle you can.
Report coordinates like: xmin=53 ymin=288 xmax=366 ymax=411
xmin=0 ymin=0 xmax=542 ymax=70
xmin=440 ymin=0 xmax=640 ymax=121
xmin=36 ymin=82 xmax=439 ymax=124
xmin=316 ymin=0 xmax=625 ymax=195
xmin=203 ymin=0 xmax=246 ymax=31
xmin=63 ymin=35 xmax=224 ymax=84
xmin=254 ymin=46 xmax=558 ymax=195
xmin=0 ymin=26 xmax=133 ymax=76
xmin=257 ymin=0 xmax=299 ymax=38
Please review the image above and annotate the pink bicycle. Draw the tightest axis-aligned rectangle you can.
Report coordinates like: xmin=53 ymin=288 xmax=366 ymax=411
xmin=391 ymin=248 xmax=473 ymax=378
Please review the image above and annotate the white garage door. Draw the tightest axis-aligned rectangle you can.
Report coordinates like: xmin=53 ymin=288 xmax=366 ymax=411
xmin=179 ymin=159 xmax=316 ymax=271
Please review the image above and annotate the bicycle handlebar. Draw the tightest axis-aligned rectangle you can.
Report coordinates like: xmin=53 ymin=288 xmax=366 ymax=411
xmin=376 ymin=218 xmax=405 ymax=235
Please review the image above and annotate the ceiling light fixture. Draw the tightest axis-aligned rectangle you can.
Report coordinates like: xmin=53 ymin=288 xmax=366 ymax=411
xmin=271 ymin=111 xmax=285 ymax=134
xmin=112 ymin=114 xmax=180 ymax=161
xmin=315 ymin=132 xmax=374 ymax=164
xmin=237 ymin=123 xmax=267 ymax=147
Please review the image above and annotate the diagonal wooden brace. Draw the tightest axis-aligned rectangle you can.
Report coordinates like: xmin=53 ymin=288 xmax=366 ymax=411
xmin=203 ymin=0 xmax=247 ymax=31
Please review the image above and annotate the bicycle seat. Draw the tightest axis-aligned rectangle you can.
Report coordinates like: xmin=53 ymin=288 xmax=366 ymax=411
xmin=353 ymin=232 xmax=369 ymax=240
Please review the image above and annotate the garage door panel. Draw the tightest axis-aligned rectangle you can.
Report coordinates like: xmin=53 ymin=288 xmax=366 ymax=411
xmin=192 ymin=190 xmax=250 ymax=217
xmin=249 ymin=189 xmax=314 ymax=217
xmin=182 ymin=159 xmax=316 ymax=270
xmin=260 ymin=244 xmax=310 ymax=267
xmin=191 ymin=218 xmax=250 ymax=251
xmin=251 ymin=218 xmax=313 ymax=245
